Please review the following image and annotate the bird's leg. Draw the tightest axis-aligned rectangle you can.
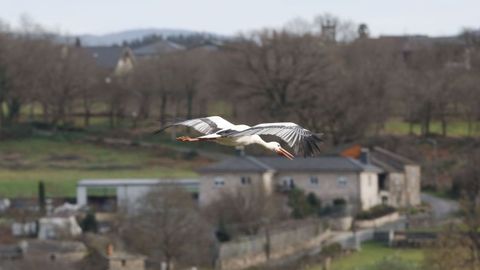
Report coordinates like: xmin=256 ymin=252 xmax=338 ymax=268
xmin=176 ymin=136 xmax=200 ymax=142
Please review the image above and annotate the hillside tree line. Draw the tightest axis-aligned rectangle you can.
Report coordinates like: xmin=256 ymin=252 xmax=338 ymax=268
xmin=0 ymin=15 xmax=479 ymax=144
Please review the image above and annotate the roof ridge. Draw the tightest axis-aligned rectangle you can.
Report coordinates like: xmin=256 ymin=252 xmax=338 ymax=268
xmin=370 ymin=156 xmax=400 ymax=172
xmin=245 ymin=156 xmax=275 ymax=171
xmin=344 ymin=157 xmax=365 ymax=170
xmin=373 ymin=146 xmax=415 ymax=164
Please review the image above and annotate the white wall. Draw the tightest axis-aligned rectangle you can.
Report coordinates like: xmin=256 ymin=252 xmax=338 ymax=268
xmin=358 ymin=172 xmax=379 ymax=210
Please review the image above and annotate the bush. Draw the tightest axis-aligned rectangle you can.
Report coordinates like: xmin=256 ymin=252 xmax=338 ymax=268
xmin=182 ymin=150 xmax=198 ymax=160
xmin=333 ymin=198 xmax=347 ymax=206
xmin=80 ymin=211 xmax=98 ymax=233
xmin=356 ymin=205 xmax=396 ymax=220
xmin=0 ymin=124 xmax=33 ymax=139
xmin=287 ymin=189 xmax=319 ymax=219
xmin=215 ymin=219 xmax=231 ymax=242
xmin=321 ymin=242 xmax=342 ymax=258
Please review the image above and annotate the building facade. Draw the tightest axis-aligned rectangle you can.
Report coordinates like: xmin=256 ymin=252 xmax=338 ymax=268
xmin=339 ymin=145 xmax=421 ymax=208
xmin=198 ymin=156 xmax=383 ymax=212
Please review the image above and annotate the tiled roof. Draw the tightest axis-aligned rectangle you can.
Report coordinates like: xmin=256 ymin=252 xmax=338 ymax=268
xmin=199 ymin=155 xmax=382 ymax=173
xmin=370 ymin=146 xmax=417 ymax=172
xmin=132 ymin=40 xmax=184 ymax=56
xmin=84 ymin=46 xmax=124 ymax=69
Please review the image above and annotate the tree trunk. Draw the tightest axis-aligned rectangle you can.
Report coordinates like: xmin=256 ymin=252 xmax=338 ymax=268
xmin=441 ymin=115 xmax=447 ymax=137
xmin=0 ymin=97 xmax=5 ymax=129
xmin=6 ymin=98 xmax=21 ymax=125
xmin=159 ymin=92 xmax=168 ymax=128
xmin=109 ymin=102 xmax=115 ymax=128
xmin=42 ymin=103 xmax=49 ymax=122
xmin=467 ymin=117 xmax=472 ymax=136
xmin=84 ymin=109 xmax=91 ymax=127
xmin=186 ymin=90 xmax=194 ymax=120
xmin=408 ymin=121 xmax=414 ymax=135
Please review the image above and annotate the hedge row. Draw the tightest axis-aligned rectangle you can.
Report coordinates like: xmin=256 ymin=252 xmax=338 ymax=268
xmin=355 ymin=205 xmax=396 ymax=220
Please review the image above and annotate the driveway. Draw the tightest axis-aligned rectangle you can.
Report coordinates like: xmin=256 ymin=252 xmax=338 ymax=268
xmin=421 ymin=192 xmax=459 ymax=221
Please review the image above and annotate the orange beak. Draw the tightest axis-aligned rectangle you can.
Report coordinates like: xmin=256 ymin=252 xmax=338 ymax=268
xmin=276 ymin=147 xmax=295 ymax=160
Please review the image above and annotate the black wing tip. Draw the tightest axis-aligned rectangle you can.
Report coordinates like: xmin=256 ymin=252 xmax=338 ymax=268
xmin=152 ymin=125 xmax=173 ymax=135
xmin=302 ymin=133 xmax=325 ymax=158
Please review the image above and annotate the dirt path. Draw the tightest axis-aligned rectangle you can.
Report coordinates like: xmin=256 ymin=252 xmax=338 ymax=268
xmin=421 ymin=193 xmax=459 ymax=221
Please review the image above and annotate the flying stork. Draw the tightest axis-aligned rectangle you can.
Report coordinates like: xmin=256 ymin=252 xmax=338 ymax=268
xmin=154 ymin=116 xmax=324 ymax=160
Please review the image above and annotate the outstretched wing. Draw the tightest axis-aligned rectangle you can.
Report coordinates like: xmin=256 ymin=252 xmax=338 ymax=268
xmin=154 ymin=116 xmax=236 ymax=135
xmin=231 ymin=122 xmax=324 ymax=157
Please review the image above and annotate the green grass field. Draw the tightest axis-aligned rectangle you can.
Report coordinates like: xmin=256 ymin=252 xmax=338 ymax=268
xmin=384 ymin=118 xmax=480 ymax=137
xmin=308 ymin=242 xmax=424 ymax=270
xmin=0 ymin=137 xmax=204 ymax=198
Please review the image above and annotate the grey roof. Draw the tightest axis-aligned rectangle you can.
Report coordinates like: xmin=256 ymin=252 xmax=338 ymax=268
xmin=25 ymin=240 xmax=87 ymax=254
xmin=370 ymin=147 xmax=417 ymax=172
xmin=78 ymin=179 xmax=198 ymax=187
xmin=199 ymin=156 xmax=382 ymax=173
xmin=133 ymin=40 xmax=184 ymax=56
xmin=0 ymin=244 xmax=22 ymax=259
xmin=84 ymin=46 xmax=124 ymax=69
xmin=198 ymin=156 xmax=270 ymax=173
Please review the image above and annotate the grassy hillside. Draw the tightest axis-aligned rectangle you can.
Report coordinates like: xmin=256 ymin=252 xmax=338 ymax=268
xmin=0 ymin=137 xmax=209 ymax=198
xmin=308 ymin=242 xmax=424 ymax=270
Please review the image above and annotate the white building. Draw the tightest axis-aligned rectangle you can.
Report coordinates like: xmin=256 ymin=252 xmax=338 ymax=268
xmin=76 ymin=179 xmax=198 ymax=213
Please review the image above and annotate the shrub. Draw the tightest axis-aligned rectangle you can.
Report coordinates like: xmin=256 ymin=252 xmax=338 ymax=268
xmin=333 ymin=198 xmax=347 ymax=206
xmin=356 ymin=205 xmax=396 ymax=220
xmin=287 ymin=189 xmax=317 ymax=219
xmin=80 ymin=211 xmax=98 ymax=233
xmin=321 ymin=242 xmax=342 ymax=258
xmin=215 ymin=219 xmax=231 ymax=242
xmin=182 ymin=150 xmax=198 ymax=160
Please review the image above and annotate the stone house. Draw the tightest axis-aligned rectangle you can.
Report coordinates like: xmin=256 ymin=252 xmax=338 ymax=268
xmin=338 ymin=145 xmax=421 ymax=208
xmin=22 ymin=240 xmax=87 ymax=265
xmin=198 ymin=155 xmax=383 ymax=212
xmin=98 ymin=244 xmax=146 ymax=270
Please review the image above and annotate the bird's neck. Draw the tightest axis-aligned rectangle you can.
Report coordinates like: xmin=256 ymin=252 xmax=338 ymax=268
xmin=253 ymin=136 xmax=273 ymax=150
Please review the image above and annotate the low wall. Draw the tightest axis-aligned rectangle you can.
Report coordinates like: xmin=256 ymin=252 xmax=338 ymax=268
xmin=328 ymin=216 xmax=353 ymax=231
xmin=354 ymin=212 xmax=399 ymax=229
xmin=216 ymin=221 xmax=331 ymax=270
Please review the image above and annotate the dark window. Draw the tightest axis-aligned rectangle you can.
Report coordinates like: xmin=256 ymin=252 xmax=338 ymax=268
xmin=121 ymin=259 xmax=127 ymax=266
xmin=241 ymin=176 xmax=252 ymax=185
xmin=379 ymin=173 xmax=388 ymax=191
xmin=214 ymin=177 xmax=225 ymax=187
xmin=282 ymin=177 xmax=295 ymax=190
xmin=337 ymin=176 xmax=347 ymax=187
xmin=310 ymin=176 xmax=319 ymax=185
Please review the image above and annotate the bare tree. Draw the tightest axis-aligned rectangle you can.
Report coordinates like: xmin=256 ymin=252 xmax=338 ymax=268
xmin=221 ymin=30 xmax=331 ymax=122
xmin=425 ymin=151 xmax=480 ymax=270
xmin=204 ymin=183 xmax=286 ymax=237
xmin=120 ymin=187 xmax=213 ymax=270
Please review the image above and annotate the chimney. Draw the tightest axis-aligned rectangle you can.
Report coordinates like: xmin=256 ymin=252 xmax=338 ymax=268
xmin=106 ymin=244 xmax=114 ymax=257
xmin=359 ymin=148 xmax=370 ymax=164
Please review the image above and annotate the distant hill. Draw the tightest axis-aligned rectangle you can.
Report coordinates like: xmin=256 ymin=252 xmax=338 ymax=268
xmin=73 ymin=28 xmax=226 ymax=46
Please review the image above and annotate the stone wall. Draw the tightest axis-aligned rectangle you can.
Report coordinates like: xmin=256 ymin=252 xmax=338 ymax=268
xmin=216 ymin=221 xmax=331 ymax=270
xmin=354 ymin=212 xmax=400 ymax=229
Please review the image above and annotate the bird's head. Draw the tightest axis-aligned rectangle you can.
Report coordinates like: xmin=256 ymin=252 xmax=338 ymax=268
xmin=266 ymin=142 xmax=295 ymax=160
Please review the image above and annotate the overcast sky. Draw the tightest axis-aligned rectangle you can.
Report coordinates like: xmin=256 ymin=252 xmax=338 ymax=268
xmin=0 ymin=0 xmax=478 ymax=36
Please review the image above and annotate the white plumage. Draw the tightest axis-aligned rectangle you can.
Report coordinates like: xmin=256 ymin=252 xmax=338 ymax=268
xmin=155 ymin=116 xmax=324 ymax=159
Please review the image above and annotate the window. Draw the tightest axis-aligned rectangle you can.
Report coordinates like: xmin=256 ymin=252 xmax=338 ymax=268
xmin=240 ymin=176 xmax=252 ymax=185
xmin=282 ymin=177 xmax=295 ymax=190
xmin=337 ymin=176 xmax=347 ymax=187
xmin=214 ymin=177 xmax=225 ymax=187
xmin=121 ymin=260 xmax=127 ymax=267
xmin=310 ymin=176 xmax=319 ymax=185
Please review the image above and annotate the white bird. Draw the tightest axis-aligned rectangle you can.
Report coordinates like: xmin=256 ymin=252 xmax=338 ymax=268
xmin=154 ymin=116 xmax=324 ymax=159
